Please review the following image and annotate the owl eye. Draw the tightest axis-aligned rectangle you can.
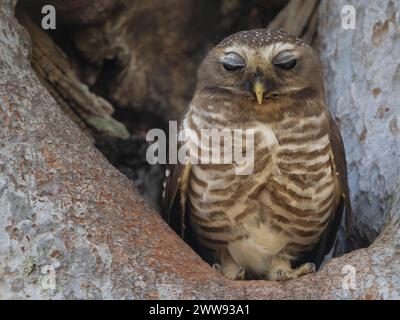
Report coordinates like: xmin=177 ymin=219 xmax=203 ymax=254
xmin=274 ymin=50 xmax=298 ymax=70
xmin=273 ymin=51 xmax=298 ymax=70
xmin=274 ymin=59 xmax=297 ymax=70
xmin=221 ymin=52 xmax=245 ymax=72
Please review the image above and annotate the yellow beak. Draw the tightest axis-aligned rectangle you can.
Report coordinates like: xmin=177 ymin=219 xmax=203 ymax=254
xmin=253 ymin=81 xmax=265 ymax=105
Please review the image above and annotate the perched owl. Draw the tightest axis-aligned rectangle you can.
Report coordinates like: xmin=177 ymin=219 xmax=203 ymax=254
xmin=162 ymin=29 xmax=352 ymax=281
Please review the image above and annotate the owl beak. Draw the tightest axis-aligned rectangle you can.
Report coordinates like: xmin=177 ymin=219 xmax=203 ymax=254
xmin=253 ymin=81 xmax=265 ymax=105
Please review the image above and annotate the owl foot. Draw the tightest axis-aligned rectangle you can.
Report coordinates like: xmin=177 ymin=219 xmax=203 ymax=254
xmin=212 ymin=263 xmax=245 ymax=280
xmin=212 ymin=262 xmax=222 ymax=273
xmin=272 ymin=263 xmax=316 ymax=282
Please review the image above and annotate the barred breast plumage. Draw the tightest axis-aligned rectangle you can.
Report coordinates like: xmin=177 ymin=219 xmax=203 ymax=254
xmin=181 ymin=97 xmax=337 ymax=277
xmin=162 ymin=28 xmax=351 ymax=281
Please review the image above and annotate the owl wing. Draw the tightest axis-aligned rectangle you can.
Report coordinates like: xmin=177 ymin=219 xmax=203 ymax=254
xmin=162 ymin=138 xmax=191 ymax=239
xmin=310 ymin=115 xmax=353 ymax=267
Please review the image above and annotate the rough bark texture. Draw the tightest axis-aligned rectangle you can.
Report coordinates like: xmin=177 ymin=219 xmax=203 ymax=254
xmin=0 ymin=0 xmax=399 ymax=299
xmin=15 ymin=10 xmax=129 ymax=140
xmin=319 ymin=0 xmax=400 ymax=245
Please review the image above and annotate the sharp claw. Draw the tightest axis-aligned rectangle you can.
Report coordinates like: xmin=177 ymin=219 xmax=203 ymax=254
xmin=213 ymin=263 xmax=245 ymax=280
xmin=299 ymin=262 xmax=316 ymax=276
xmin=307 ymin=263 xmax=316 ymax=273
xmin=276 ymin=270 xmax=289 ymax=282
xmin=271 ymin=262 xmax=316 ymax=282
xmin=234 ymin=266 xmax=245 ymax=280
xmin=212 ymin=263 xmax=222 ymax=273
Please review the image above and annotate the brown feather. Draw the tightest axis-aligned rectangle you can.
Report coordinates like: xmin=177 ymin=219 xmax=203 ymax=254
xmin=307 ymin=115 xmax=352 ymax=267
xmin=162 ymin=127 xmax=192 ymax=238
xmin=162 ymin=161 xmax=185 ymax=235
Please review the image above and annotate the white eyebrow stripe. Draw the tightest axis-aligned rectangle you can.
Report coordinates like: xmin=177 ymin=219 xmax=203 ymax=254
xmin=260 ymin=42 xmax=297 ymax=60
xmin=223 ymin=44 xmax=256 ymax=62
xmin=221 ymin=42 xmax=298 ymax=69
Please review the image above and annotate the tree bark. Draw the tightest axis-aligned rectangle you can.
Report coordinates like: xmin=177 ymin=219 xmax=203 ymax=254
xmin=0 ymin=0 xmax=399 ymax=299
xmin=15 ymin=10 xmax=130 ymax=140
xmin=319 ymin=0 xmax=400 ymax=246
xmin=268 ymin=0 xmax=319 ymax=45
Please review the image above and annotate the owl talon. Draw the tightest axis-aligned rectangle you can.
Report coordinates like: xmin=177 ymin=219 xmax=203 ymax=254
xmin=276 ymin=270 xmax=289 ymax=282
xmin=213 ymin=262 xmax=245 ymax=280
xmin=234 ymin=266 xmax=246 ymax=280
xmin=270 ymin=262 xmax=316 ymax=282
xmin=212 ymin=263 xmax=222 ymax=273
xmin=222 ymin=265 xmax=245 ymax=280
xmin=296 ymin=262 xmax=316 ymax=276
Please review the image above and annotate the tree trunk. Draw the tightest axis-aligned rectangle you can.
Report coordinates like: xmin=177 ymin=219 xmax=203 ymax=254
xmin=319 ymin=0 xmax=400 ymax=246
xmin=0 ymin=0 xmax=399 ymax=299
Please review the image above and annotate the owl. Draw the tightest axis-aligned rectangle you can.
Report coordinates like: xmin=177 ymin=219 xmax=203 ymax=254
xmin=162 ymin=29 xmax=352 ymax=281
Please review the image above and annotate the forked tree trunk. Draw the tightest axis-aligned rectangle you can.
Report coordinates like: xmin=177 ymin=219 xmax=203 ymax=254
xmin=0 ymin=0 xmax=399 ymax=299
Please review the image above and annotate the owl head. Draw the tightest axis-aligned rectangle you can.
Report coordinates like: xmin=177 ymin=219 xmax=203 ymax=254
xmin=196 ymin=29 xmax=323 ymax=108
